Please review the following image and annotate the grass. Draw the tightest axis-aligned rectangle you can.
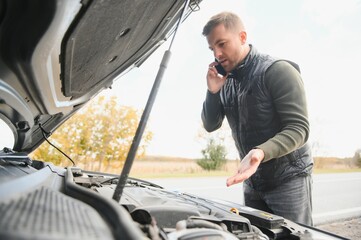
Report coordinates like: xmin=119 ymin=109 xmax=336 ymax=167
xmin=80 ymin=155 xmax=360 ymax=178
xmin=124 ymin=155 xmax=361 ymax=178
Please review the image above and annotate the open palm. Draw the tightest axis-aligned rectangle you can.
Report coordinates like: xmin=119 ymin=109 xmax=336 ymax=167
xmin=226 ymin=149 xmax=264 ymax=187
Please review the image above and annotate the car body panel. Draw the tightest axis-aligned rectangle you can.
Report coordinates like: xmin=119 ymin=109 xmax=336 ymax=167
xmin=0 ymin=0 xmax=349 ymax=239
xmin=0 ymin=0 xmax=190 ymax=152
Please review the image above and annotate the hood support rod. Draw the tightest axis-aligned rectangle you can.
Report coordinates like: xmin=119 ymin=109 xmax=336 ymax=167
xmin=112 ymin=0 xmax=191 ymax=202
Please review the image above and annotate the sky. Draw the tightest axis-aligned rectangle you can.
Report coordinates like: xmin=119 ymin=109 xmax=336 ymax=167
xmin=1 ymin=0 xmax=360 ymax=159
xmin=102 ymin=0 xmax=361 ymax=159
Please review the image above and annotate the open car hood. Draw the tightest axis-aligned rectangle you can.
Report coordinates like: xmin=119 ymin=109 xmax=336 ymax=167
xmin=0 ymin=0 xmax=196 ymax=152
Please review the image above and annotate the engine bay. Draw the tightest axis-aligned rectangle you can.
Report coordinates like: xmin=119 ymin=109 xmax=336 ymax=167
xmin=0 ymin=158 xmax=346 ymax=240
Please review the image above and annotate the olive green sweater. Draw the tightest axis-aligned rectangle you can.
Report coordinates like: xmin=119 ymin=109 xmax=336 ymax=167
xmin=256 ymin=61 xmax=309 ymax=162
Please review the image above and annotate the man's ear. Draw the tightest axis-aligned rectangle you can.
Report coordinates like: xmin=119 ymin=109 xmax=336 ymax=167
xmin=239 ymin=31 xmax=247 ymax=44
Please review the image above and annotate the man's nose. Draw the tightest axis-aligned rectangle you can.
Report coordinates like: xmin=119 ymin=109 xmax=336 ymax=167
xmin=213 ymin=48 xmax=222 ymax=59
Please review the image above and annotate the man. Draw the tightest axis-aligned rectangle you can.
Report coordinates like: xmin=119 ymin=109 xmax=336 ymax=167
xmin=201 ymin=12 xmax=313 ymax=225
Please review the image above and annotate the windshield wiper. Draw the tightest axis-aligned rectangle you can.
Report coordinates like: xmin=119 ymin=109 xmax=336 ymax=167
xmin=0 ymin=147 xmax=32 ymax=166
xmin=101 ymin=177 xmax=163 ymax=189
xmin=127 ymin=177 xmax=164 ymax=189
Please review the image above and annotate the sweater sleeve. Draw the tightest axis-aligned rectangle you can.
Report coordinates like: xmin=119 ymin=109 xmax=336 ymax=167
xmin=201 ymin=90 xmax=225 ymax=132
xmin=256 ymin=61 xmax=310 ymax=162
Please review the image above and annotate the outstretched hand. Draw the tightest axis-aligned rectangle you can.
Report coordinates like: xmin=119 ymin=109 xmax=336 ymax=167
xmin=226 ymin=149 xmax=265 ymax=187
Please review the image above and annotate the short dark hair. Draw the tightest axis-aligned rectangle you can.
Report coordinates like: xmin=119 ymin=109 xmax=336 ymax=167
xmin=202 ymin=12 xmax=245 ymax=36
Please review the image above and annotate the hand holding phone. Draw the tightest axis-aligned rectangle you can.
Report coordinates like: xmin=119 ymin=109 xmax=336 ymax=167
xmin=207 ymin=59 xmax=227 ymax=94
xmin=215 ymin=59 xmax=227 ymax=77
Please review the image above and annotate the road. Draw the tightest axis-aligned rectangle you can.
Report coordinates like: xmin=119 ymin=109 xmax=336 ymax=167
xmin=145 ymin=172 xmax=361 ymax=225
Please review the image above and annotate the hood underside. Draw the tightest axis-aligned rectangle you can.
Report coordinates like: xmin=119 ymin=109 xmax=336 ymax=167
xmin=0 ymin=0 xmax=197 ymax=152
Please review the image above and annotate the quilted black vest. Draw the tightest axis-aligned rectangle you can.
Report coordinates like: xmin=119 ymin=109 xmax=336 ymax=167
xmin=220 ymin=46 xmax=313 ymax=191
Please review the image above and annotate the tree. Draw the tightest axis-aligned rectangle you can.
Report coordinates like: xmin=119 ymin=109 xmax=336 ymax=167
xmin=197 ymin=138 xmax=227 ymax=171
xmin=353 ymin=149 xmax=361 ymax=167
xmin=197 ymin=119 xmax=239 ymax=161
xmin=31 ymin=96 xmax=153 ymax=172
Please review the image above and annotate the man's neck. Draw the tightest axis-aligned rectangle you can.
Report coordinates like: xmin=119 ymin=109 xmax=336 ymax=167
xmin=236 ymin=44 xmax=251 ymax=68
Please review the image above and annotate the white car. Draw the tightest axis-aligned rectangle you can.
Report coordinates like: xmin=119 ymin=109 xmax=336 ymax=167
xmin=0 ymin=1 xmax=348 ymax=239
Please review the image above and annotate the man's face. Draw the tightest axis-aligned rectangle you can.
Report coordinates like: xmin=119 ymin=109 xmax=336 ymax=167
xmin=207 ymin=23 xmax=246 ymax=73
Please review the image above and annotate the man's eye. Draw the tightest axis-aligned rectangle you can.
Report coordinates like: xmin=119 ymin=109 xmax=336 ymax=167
xmin=219 ymin=42 xmax=225 ymax=48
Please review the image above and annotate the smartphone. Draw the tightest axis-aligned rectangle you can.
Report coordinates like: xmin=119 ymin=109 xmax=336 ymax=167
xmin=215 ymin=59 xmax=227 ymax=76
